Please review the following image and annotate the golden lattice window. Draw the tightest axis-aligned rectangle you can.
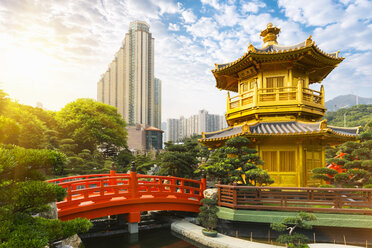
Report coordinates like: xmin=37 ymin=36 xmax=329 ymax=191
xmin=266 ymin=77 xmax=284 ymax=92
xmin=280 ymin=151 xmax=296 ymax=172
xmin=262 ymin=151 xmax=277 ymax=171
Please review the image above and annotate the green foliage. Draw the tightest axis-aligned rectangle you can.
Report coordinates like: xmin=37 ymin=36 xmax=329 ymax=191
xmin=199 ymin=136 xmax=273 ymax=185
xmin=270 ymin=212 xmax=316 ymax=248
xmin=116 ymin=149 xmax=135 ymax=172
xmin=56 ymin=98 xmax=127 ymax=154
xmin=318 ymin=184 xmax=335 ymax=188
xmin=198 ymin=198 xmax=219 ymax=232
xmin=0 ymin=145 xmax=68 ymax=181
xmin=314 ymin=131 xmax=372 ymax=188
xmin=0 ymin=145 xmax=92 ymax=247
xmin=325 ymin=104 xmax=372 ymax=129
xmin=312 ymin=167 xmax=338 ymax=175
xmin=276 ymin=234 xmax=309 ymax=248
xmin=158 ymin=138 xmax=201 ymax=178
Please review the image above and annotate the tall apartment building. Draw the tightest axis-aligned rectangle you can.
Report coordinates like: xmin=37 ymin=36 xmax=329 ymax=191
xmin=97 ymin=20 xmax=161 ymax=129
xmin=166 ymin=110 xmax=228 ymax=142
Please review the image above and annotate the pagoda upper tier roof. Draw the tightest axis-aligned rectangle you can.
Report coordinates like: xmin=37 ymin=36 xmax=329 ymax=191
xmin=199 ymin=120 xmax=359 ymax=145
xmin=213 ymin=37 xmax=344 ymax=92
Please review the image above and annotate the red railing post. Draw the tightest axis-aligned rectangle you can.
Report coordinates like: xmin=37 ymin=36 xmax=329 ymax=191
xmin=109 ymin=163 xmax=117 ymax=193
xmin=199 ymin=173 xmax=207 ymax=200
xmin=232 ymin=182 xmax=238 ymax=209
xmin=67 ymin=183 xmax=72 ymax=203
xmin=129 ymin=161 xmax=138 ymax=199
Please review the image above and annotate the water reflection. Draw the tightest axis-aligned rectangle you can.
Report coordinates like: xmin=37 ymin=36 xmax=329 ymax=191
xmin=81 ymin=227 xmax=196 ymax=248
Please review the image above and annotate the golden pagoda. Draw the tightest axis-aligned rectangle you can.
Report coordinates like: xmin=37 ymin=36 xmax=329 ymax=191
xmin=199 ymin=23 xmax=359 ymax=187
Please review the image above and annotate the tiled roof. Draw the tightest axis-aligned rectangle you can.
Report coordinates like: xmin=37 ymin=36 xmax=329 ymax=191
xmin=200 ymin=121 xmax=359 ymax=142
xmin=204 ymin=126 xmax=242 ymax=139
xmin=255 ymin=42 xmax=307 ymax=53
xmin=145 ymin=126 xmax=164 ymax=132
xmin=250 ymin=122 xmax=320 ymax=134
xmin=213 ymin=38 xmax=343 ymax=73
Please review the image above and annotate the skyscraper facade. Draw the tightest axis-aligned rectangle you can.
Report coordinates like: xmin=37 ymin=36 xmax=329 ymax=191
xmin=97 ymin=20 xmax=161 ymax=128
xmin=166 ymin=110 xmax=228 ymax=142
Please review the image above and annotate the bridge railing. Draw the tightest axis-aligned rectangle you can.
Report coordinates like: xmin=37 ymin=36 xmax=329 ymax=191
xmin=48 ymin=170 xmax=206 ymax=209
xmin=216 ymin=184 xmax=372 ymax=214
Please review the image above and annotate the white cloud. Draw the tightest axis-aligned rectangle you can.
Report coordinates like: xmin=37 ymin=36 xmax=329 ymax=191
xmin=168 ymin=23 xmax=180 ymax=31
xmin=214 ymin=3 xmax=240 ymax=27
xmin=181 ymin=9 xmax=197 ymax=23
xmin=241 ymin=0 xmax=266 ymax=13
xmin=186 ymin=17 xmax=219 ymax=38
xmin=278 ymin=0 xmax=344 ymax=26
xmin=200 ymin=0 xmax=221 ymax=9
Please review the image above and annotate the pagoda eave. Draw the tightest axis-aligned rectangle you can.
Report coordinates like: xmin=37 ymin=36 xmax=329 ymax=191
xmin=213 ymin=45 xmax=343 ymax=92
xmin=199 ymin=121 xmax=359 ymax=148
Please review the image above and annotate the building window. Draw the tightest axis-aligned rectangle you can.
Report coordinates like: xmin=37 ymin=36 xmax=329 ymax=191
xmin=266 ymin=76 xmax=284 ymax=92
xmin=262 ymin=150 xmax=296 ymax=172
xmin=240 ymin=82 xmax=249 ymax=93
xmin=279 ymin=151 xmax=296 ymax=172
xmin=262 ymin=151 xmax=277 ymax=171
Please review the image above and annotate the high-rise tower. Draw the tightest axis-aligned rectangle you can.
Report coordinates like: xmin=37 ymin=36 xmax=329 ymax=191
xmin=97 ymin=21 xmax=161 ymax=129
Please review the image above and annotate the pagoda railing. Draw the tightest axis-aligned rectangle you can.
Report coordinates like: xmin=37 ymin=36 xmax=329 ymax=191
xmin=227 ymin=85 xmax=324 ymax=111
xmin=217 ymin=184 xmax=372 ymax=214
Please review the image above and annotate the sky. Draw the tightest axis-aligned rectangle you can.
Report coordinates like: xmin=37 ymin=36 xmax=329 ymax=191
xmin=0 ymin=0 xmax=371 ymax=121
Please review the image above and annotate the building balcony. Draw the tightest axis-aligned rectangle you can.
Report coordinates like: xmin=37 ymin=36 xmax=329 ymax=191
xmin=226 ymin=83 xmax=325 ymax=124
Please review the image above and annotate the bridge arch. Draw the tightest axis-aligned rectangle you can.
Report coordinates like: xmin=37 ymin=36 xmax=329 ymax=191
xmin=48 ymin=170 xmax=206 ymax=223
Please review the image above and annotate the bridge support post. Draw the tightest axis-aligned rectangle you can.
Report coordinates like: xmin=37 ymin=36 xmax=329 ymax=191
xmin=128 ymin=222 xmax=138 ymax=234
xmin=127 ymin=211 xmax=140 ymax=234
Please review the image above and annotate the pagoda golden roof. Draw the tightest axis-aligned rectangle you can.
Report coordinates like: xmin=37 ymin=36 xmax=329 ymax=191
xmin=198 ymin=120 xmax=359 ymax=148
xmin=213 ymin=24 xmax=344 ymax=92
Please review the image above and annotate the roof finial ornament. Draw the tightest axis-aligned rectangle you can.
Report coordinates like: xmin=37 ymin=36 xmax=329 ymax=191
xmin=260 ymin=23 xmax=281 ymax=48
xmin=248 ymin=43 xmax=256 ymax=52
xmin=306 ymin=35 xmax=313 ymax=46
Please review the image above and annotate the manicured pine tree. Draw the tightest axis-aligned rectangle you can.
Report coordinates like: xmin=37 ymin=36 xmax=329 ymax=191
xmin=312 ymin=131 xmax=372 ymax=188
xmin=198 ymin=197 xmax=219 ymax=232
xmin=199 ymin=136 xmax=273 ymax=185
xmin=271 ymin=212 xmax=316 ymax=248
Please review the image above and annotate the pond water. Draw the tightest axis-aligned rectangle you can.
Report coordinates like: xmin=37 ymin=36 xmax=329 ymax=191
xmin=81 ymin=227 xmax=197 ymax=248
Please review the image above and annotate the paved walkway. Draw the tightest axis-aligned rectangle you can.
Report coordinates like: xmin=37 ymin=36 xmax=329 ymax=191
xmin=171 ymin=220 xmax=363 ymax=248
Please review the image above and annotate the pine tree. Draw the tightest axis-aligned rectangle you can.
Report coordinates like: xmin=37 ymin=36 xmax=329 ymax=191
xmin=271 ymin=212 xmax=316 ymax=248
xmin=199 ymin=136 xmax=273 ymax=185
xmin=312 ymin=131 xmax=372 ymax=188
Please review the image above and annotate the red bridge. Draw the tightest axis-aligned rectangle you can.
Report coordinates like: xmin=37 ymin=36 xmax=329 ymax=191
xmin=48 ymin=168 xmax=206 ymax=230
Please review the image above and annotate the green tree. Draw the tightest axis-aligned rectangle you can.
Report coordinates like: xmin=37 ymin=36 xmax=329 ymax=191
xmin=56 ymin=98 xmax=127 ymax=154
xmin=158 ymin=138 xmax=200 ymax=178
xmin=0 ymin=89 xmax=9 ymax=115
xmin=0 ymin=146 xmax=92 ymax=248
xmin=199 ymin=136 xmax=273 ymax=185
xmin=198 ymin=198 xmax=219 ymax=232
xmin=271 ymin=212 xmax=316 ymax=248
xmin=116 ymin=149 xmax=135 ymax=173
xmin=312 ymin=131 xmax=372 ymax=188
xmin=0 ymin=145 xmax=68 ymax=181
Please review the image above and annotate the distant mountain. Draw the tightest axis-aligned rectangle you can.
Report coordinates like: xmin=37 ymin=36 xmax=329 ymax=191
xmin=325 ymin=94 xmax=372 ymax=112
xmin=325 ymin=104 xmax=372 ymax=128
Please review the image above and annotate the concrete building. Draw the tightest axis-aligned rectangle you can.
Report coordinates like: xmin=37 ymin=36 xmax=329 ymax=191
xmin=166 ymin=119 xmax=180 ymax=143
xmin=127 ymin=124 xmax=163 ymax=153
xmin=166 ymin=110 xmax=228 ymax=142
xmin=97 ymin=20 xmax=161 ymax=129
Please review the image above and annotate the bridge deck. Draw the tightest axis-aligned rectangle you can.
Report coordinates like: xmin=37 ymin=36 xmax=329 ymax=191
xmin=48 ymin=171 xmax=206 ymax=222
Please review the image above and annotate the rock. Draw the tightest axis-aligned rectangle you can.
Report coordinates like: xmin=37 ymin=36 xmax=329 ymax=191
xmin=61 ymin=234 xmax=83 ymax=248
xmin=203 ymin=188 xmax=218 ymax=200
xmin=40 ymin=202 xmax=58 ymax=219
